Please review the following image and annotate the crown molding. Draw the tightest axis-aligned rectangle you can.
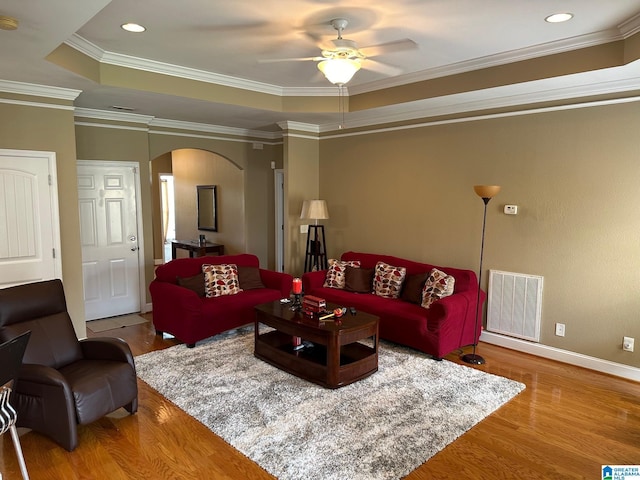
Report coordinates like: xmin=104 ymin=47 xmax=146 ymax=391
xmin=0 ymin=79 xmax=81 ymax=100
xmin=64 ymin=34 xmax=104 ymax=61
xmin=619 ymin=11 xmax=640 ymax=36
xmin=67 ymin=62 xmax=640 ymax=139
xmin=321 ymin=96 xmax=640 ymax=140
xmin=74 ymin=121 xmax=149 ymax=132
xmin=0 ymin=98 xmax=75 ymax=111
xmin=66 ymin=34 xmax=336 ymax=97
xmin=101 ymin=50 xmax=286 ymax=96
xmin=149 ymin=129 xmax=282 ymax=145
xmin=349 ymin=29 xmax=625 ymax=95
xmin=73 ymin=107 xmax=281 ymax=139
xmin=74 ymin=107 xmax=154 ymax=124
xmin=65 ymin=25 xmax=635 ymax=102
xmin=282 ymin=86 xmax=340 ymax=96
xmin=320 ymin=70 xmax=640 ymax=134
xmin=276 ymin=121 xmax=320 ymax=134
xmin=150 ymin=118 xmax=280 ymax=140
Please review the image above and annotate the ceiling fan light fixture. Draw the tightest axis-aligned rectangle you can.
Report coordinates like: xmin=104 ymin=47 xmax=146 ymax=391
xmin=317 ymin=58 xmax=361 ymax=85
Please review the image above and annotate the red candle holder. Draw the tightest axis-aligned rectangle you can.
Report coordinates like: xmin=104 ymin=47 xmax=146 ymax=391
xmin=291 ymin=277 xmax=303 ymax=310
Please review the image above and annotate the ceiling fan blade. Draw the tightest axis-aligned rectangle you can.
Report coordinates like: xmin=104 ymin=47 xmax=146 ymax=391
xmin=299 ymin=30 xmax=331 ymax=49
xmin=359 ymin=39 xmax=418 ymax=58
xmin=363 ymin=59 xmax=403 ymax=77
xmin=258 ymin=56 xmax=323 ymax=64
xmin=298 ymin=19 xmax=339 ymax=46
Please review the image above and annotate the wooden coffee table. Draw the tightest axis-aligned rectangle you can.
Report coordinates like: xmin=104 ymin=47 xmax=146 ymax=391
xmin=254 ymin=301 xmax=379 ymax=389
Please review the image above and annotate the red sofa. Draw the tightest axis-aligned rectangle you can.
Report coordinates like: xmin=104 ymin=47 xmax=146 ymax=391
xmin=150 ymin=254 xmax=292 ymax=347
xmin=302 ymin=251 xmax=484 ymax=360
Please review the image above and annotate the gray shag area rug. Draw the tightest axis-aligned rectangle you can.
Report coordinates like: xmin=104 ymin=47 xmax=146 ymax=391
xmin=135 ymin=326 xmax=525 ymax=480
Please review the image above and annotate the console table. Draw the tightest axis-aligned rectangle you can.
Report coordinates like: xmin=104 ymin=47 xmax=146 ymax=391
xmin=171 ymin=240 xmax=225 ymax=259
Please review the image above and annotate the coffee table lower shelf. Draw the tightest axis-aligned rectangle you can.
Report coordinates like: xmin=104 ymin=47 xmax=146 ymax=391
xmin=255 ymin=330 xmax=377 ymax=389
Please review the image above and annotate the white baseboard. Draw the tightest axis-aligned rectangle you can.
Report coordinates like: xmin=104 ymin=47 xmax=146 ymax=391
xmin=480 ymin=331 xmax=640 ymax=382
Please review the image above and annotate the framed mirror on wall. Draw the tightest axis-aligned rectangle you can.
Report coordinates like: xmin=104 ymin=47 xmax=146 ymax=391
xmin=197 ymin=185 xmax=218 ymax=231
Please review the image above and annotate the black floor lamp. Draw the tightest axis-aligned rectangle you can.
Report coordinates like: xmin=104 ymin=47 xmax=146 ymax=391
xmin=461 ymin=185 xmax=501 ymax=365
xmin=301 ymin=200 xmax=329 ymax=272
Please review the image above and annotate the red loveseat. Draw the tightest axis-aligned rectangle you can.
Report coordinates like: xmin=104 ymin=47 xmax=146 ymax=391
xmin=150 ymin=254 xmax=292 ymax=347
xmin=302 ymin=251 xmax=484 ymax=360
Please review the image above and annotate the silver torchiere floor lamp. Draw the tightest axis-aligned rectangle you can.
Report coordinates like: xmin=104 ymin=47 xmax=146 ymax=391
xmin=461 ymin=185 xmax=501 ymax=365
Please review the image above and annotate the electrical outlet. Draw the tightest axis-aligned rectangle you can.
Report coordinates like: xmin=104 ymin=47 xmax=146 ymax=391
xmin=300 ymin=225 xmax=308 ymax=234
xmin=623 ymin=336 xmax=634 ymax=352
xmin=555 ymin=323 xmax=565 ymax=337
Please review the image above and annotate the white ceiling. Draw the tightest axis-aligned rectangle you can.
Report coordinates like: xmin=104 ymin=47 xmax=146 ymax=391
xmin=1 ymin=0 xmax=640 ymax=131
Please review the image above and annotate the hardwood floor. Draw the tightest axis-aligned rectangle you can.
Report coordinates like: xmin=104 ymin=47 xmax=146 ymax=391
xmin=2 ymin=312 xmax=639 ymax=479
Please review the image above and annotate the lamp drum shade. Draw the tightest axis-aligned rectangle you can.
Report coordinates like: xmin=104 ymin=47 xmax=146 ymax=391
xmin=300 ymin=200 xmax=329 ymax=220
xmin=473 ymin=185 xmax=501 ymax=199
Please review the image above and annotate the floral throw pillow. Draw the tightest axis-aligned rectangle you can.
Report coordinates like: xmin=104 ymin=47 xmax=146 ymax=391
xmin=421 ymin=268 xmax=455 ymax=308
xmin=202 ymin=263 xmax=241 ymax=298
xmin=373 ymin=261 xmax=407 ymax=299
xmin=323 ymin=259 xmax=361 ymax=289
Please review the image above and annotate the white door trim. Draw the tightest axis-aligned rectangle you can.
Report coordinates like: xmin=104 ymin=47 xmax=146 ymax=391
xmin=0 ymin=148 xmax=62 ymax=281
xmin=77 ymin=160 xmax=146 ymax=314
xmin=274 ymin=169 xmax=284 ymax=272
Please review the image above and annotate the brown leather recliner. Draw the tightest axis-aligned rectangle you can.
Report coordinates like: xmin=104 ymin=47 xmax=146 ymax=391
xmin=0 ymin=279 xmax=138 ymax=451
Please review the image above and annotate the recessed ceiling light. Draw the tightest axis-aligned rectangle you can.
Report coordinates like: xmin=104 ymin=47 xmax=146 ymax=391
xmin=545 ymin=13 xmax=574 ymax=23
xmin=121 ymin=23 xmax=146 ymax=33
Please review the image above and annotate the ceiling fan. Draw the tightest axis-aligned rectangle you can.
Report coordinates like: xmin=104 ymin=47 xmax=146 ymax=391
xmin=262 ymin=18 xmax=417 ymax=86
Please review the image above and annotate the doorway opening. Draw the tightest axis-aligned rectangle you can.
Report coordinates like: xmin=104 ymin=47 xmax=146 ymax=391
xmin=160 ymin=174 xmax=176 ymax=263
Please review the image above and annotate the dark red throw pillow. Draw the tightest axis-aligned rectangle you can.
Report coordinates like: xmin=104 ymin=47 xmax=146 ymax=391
xmin=401 ymin=273 xmax=429 ymax=304
xmin=236 ymin=266 xmax=265 ymax=290
xmin=176 ymin=273 xmax=206 ymax=297
xmin=344 ymin=266 xmax=374 ymax=293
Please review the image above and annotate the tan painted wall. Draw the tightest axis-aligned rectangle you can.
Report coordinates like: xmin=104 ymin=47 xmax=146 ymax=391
xmin=4 ymin=91 xmax=637 ymax=368
xmin=148 ymin=136 xmax=281 ymax=268
xmin=0 ymin=102 xmax=86 ymax=337
xmin=282 ymin=133 xmax=320 ymax=276
xmin=150 ymin=152 xmax=173 ymax=260
xmin=245 ymin=148 xmax=282 ymax=268
xmin=73 ymin=129 xmax=280 ymax=308
xmin=171 ymin=149 xmax=244 ymax=253
xmin=1 ymin=110 xmax=280 ymax=323
xmin=319 ymin=101 xmax=640 ymax=366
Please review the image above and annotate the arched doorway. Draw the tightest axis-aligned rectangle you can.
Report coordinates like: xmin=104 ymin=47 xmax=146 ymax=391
xmin=150 ymin=148 xmax=245 ymax=263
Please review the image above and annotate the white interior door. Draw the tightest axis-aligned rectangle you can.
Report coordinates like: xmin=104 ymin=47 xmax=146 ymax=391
xmin=77 ymin=161 xmax=143 ymax=320
xmin=0 ymin=149 xmax=61 ymax=288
